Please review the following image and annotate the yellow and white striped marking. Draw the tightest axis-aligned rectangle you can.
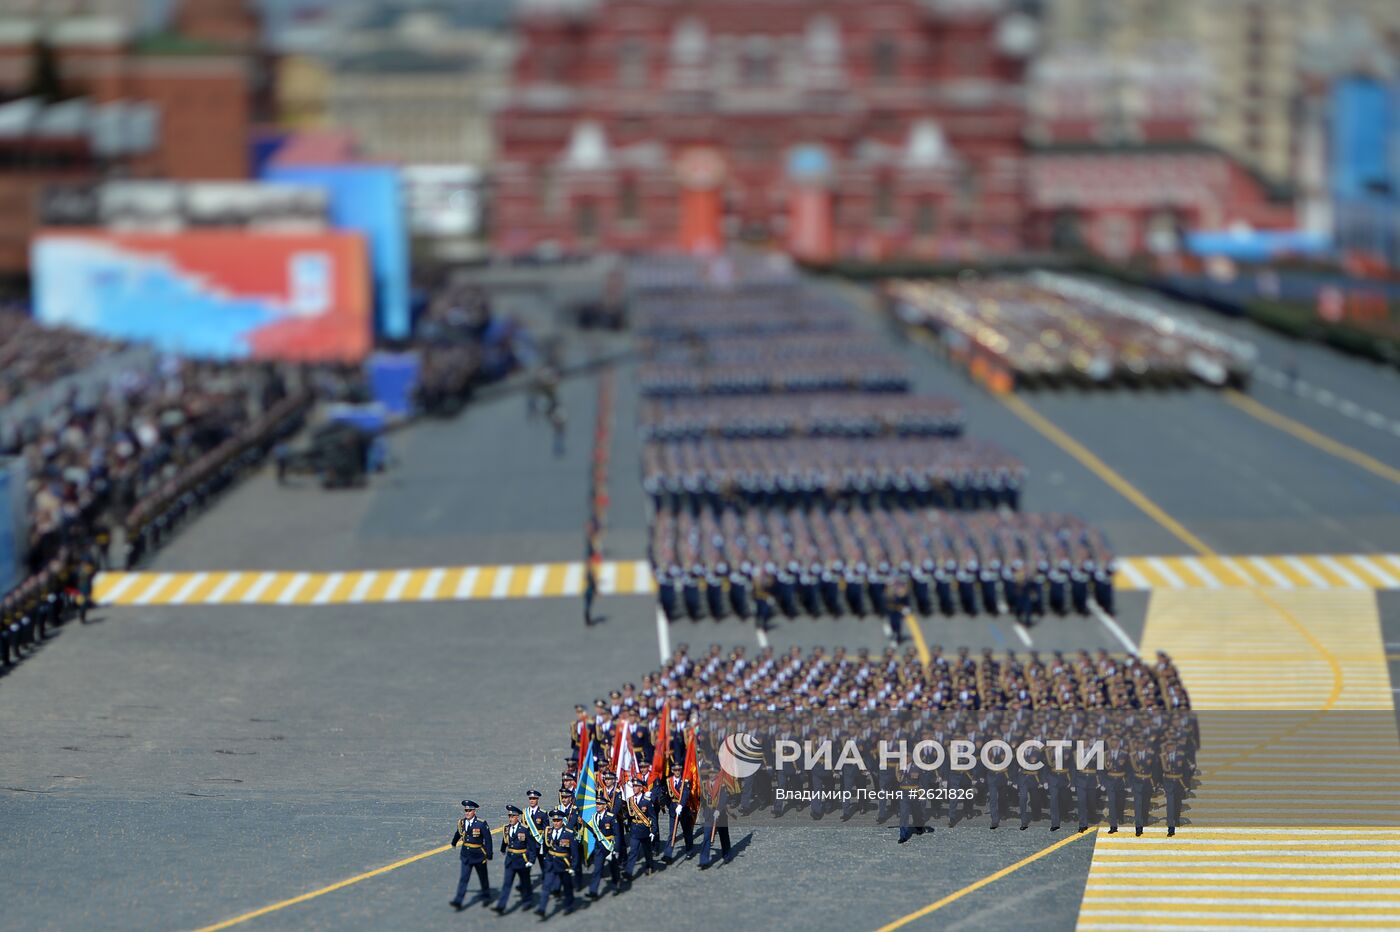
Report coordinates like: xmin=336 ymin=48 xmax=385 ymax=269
xmin=1115 ymin=554 xmax=1400 ymax=591
xmin=93 ymin=560 xmax=656 ymax=607
xmin=1077 ymin=589 xmax=1400 ymax=931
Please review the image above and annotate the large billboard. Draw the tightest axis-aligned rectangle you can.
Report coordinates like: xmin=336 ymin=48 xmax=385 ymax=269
xmin=41 ymin=181 xmax=329 ymax=232
xmin=263 ymin=165 xmax=411 ymax=340
xmin=0 ymin=457 xmax=26 ymax=594
xmin=32 ymin=231 xmax=372 ymax=362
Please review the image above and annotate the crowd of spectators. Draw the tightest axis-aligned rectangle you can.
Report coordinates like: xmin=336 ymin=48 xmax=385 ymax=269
xmin=0 ymin=310 xmax=122 ymax=409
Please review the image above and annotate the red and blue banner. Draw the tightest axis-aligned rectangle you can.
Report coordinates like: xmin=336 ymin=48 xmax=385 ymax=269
xmin=32 ymin=230 xmax=373 ymax=362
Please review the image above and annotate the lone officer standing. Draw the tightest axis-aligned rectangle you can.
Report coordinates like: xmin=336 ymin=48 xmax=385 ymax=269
xmin=536 ymin=809 xmax=577 ymax=919
xmin=450 ymin=800 xmax=493 ymax=910
xmin=494 ymin=805 xmax=537 ymax=913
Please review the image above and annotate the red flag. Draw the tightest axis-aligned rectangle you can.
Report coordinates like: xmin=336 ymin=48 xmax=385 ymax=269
xmin=681 ymin=729 xmax=701 ymax=817
xmin=575 ymin=725 xmax=591 ymax=779
xmin=646 ymin=711 xmax=670 ymax=789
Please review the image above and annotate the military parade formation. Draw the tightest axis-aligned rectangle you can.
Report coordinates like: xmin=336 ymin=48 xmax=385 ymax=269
xmin=451 ymin=256 xmax=1201 ymax=917
xmin=451 ymin=642 xmax=1196 ymax=915
xmin=635 ymin=256 xmax=1114 ymax=629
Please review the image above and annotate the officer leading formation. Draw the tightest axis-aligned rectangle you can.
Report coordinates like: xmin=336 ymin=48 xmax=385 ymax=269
xmin=450 ymin=644 xmax=1196 ymax=916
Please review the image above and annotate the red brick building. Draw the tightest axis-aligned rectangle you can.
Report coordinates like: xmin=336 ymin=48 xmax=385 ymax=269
xmin=0 ymin=4 xmax=256 ymax=181
xmin=493 ymin=0 xmax=1038 ymax=261
xmin=0 ymin=4 xmax=258 ymax=275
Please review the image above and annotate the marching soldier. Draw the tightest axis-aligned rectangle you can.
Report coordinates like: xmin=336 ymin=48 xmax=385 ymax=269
xmin=586 ymin=798 xmax=623 ymax=898
xmin=1130 ymin=744 xmax=1156 ymax=837
xmin=558 ymin=788 xmax=585 ymax=886
xmin=1101 ymin=744 xmax=1128 ymax=834
xmin=1017 ymin=742 xmax=1043 ymax=830
xmin=494 ymin=805 xmax=537 ymax=913
xmin=698 ymin=765 xmax=733 ymax=868
xmin=536 ymin=810 xmax=576 ymax=919
xmin=1161 ymin=744 xmax=1188 ymax=837
xmin=449 ymin=800 xmax=493 ymax=910
xmin=624 ymin=776 xmax=658 ymax=878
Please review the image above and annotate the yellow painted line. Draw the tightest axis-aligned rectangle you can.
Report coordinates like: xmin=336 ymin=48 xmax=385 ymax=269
xmin=195 ymin=827 xmax=504 ymax=931
xmin=401 ymin=569 xmax=434 ymax=601
xmin=543 ymin=563 xmax=569 ymax=596
xmin=875 ymin=828 xmax=1096 ymax=931
xmin=615 ymin=560 xmax=637 ymax=594
xmin=471 ymin=567 xmax=498 ymax=598
xmin=146 ymin=573 xmax=197 ymax=605
xmin=259 ymin=573 xmax=298 ymax=604
xmin=362 ymin=572 xmax=395 ymax=603
xmin=323 ymin=573 xmax=360 ymax=605
xmin=1131 ymin=560 xmax=1177 ymax=590
xmin=436 ymin=568 xmax=464 ymax=599
xmin=1296 ymin=555 xmax=1349 ymax=588
xmin=1225 ymin=389 xmax=1400 ymax=488
xmin=1001 ymin=394 xmax=1213 ymax=556
xmin=183 ymin=573 xmax=225 ymax=605
xmin=507 ymin=565 xmax=532 ymax=598
xmin=290 ymin=573 xmax=328 ymax=605
xmin=906 ymin=609 xmax=931 ymax=667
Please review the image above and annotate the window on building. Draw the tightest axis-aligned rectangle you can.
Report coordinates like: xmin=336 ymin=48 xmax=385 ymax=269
xmin=619 ymin=178 xmax=640 ymax=223
xmin=915 ymin=199 xmax=937 ymax=236
xmin=575 ymin=200 xmax=598 ymax=241
xmin=875 ymin=176 xmax=895 ymax=222
xmin=741 ymin=36 xmax=775 ymax=86
xmin=873 ymin=37 xmax=898 ymax=83
xmin=620 ymin=39 xmax=647 ymax=87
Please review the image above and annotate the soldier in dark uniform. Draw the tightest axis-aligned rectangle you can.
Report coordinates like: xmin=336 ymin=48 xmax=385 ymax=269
xmin=450 ymin=800 xmax=493 ymax=910
xmin=494 ymin=805 xmax=537 ymax=913
xmin=586 ymin=800 xmax=623 ymax=898
xmin=536 ymin=810 xmax=576 ymax=918
xmin=698 ymin=765 xmax=733 ymax=868
xmin=558 ymin=788 xmax=585 ymax=887
xmin=624 ymin=777 xmax=657 ymax=879
xmin=1161 ymin=744 xmax=1188 ymax=837
xmin=1102 ymin=744 xmax=1128 ymax=834
xmin=1130 ymin=744 xmax=1156 ymax=837
xmin=584 ymin=560 xmax=599 ymax=626
xmin=1017 ymin=742 xmax=1043 ymax=830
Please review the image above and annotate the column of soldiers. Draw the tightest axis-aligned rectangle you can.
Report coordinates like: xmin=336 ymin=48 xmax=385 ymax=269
xmin=450 ymin=723 xmax=738 ymax=918
xmin=651 ymin=507 xmax=1114 ymax=623
xmin=451 ymin=643 xmax=1195 ymax=915
xmin=573 ymin=644 xmax=1193 ymax=839
xmin=0 ymin=545 xmax=100 ymax=671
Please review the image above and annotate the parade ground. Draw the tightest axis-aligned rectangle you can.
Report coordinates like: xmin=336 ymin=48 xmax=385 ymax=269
xmin=2 ymin=280 xmax=1399 ymax=931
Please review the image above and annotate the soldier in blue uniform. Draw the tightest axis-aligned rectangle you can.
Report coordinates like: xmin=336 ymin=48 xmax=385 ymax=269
xmin=449 ymin=800 xmax=493 ymax=910
xmin=494 ymin=805 xmax=537 ymax=913
xmin=535 ymin=810 xmax=576 ymax=919
xmin=624 ymin=777 xmax=657 ymax=878
xmin=558 ymin=788 xmax=586 ymax=886
xmin=586 ymin=801 xmax=624 ymax=898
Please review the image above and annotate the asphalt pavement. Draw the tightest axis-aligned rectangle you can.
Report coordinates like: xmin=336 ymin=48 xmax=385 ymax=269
xmin=0 ymin=272 xmax=1396 ymax=931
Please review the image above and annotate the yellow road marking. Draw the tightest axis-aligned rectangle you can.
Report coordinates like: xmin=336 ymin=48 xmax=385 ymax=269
xmin=874 ymin=828 xmax=1097 ymax=931
xmin=905 ymin=609 xmax=931 ymax=666
xmin=1224 ymin=389 xmax=1400 ymax=488
xmin=1001 ymin=394 xmax=1213 ymax=556
xmin=507 ymin=565 xmax=532 ymax=598
xmin=543 ymin=562 xmax=568 ymax=596
xmin=401 ymin=569 xmax=434 ymax=601
xmin=195 ymin=828 xmax=504 ymax=931
xmin=471 ymin=567 xmax=498 ymax=598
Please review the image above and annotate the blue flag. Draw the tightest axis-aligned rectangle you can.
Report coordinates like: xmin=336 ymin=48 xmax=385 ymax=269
xmin=576 ymin=741 xmax=613 ymax=856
